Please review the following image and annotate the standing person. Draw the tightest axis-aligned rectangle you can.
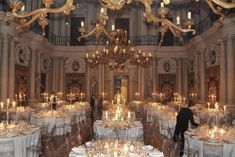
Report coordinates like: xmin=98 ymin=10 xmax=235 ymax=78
xmin=97 ymin=95 xmax=103 ymax=117
xmin=90 ymin=95 xmax=95 ymax=113
xmin=173 ymin=99 xmax=199 ymax=156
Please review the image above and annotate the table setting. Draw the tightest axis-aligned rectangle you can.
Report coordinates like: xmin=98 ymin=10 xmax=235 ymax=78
xmin=184 ymin=125 xmax=235 ymax=157
xmin=69 ymin=139 xmax=164 ymax=157
xmin=0 ymin=121 xmax=41 ymax=157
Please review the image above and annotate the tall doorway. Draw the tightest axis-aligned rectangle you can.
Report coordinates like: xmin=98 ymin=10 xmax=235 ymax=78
xmin=114 ymin=75 xmax=128 ymax=100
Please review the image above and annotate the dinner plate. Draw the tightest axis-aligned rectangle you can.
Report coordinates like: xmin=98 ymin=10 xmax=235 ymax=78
xmin=207 ymin=139 xmax=218 ymax=143
xmin=149 ymin=150 xmax=164 ymax=157
xmin=143 ymin=145 xmax=153 ymax=151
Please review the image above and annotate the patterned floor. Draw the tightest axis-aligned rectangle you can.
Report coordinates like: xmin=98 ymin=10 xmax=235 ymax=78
xmin=39 ymin=109 xmax=180 ymax=157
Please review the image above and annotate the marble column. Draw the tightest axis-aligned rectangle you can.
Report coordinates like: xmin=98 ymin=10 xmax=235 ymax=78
xmin=36 ymin=52 xmax=41 ymax=99
xmin=86 ymin=66 xmax=91 ymax=101
xmin=59 ymin=57 xmax=65 ymax=93
xmin=183 ymin=58 xmax=188 ymax=98
xmin=8 ymin=38 xmax=15 ymax=99
xmin=199 ymin=50 xmax=206 ymax=102
xmin=0 ymin=36 xmax=9 ymax=100
xmin=52 ymin=57 xmax=56 ymax=92
xmin=177 ymin=58 xmax=182 ymax=95
xmin=218 ymin=39 xmax=226 ymax=104
xmin=98 ymin=64 xmax=102 ymax=94
xmin=194 ymin=53 xmax=199 ymax=93
xmin=29 ymin=51 xmax=36 ymax=101
xmin=138 ymin=66 xmax=141 ymax=94
xmin=152 ymin=58 xmax=157 ymax=93
xmin=102 ymin=65 xmax=105 ymax=93
xmin=140 ymin=67 xmax=145 ymax=99
xmin=226 ymin=36 xmax=234 ymax=104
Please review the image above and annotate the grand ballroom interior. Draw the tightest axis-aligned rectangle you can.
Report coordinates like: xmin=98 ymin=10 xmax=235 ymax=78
xmin=0 ymin=0 xmax=235 ymax=157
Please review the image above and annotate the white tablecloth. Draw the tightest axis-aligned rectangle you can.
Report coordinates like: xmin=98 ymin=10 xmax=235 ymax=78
xmin=0 ymin=128 xmax=40 ymax=157
xmin=184 ymin=133 xmax=235 ymax=157
xmin=93 ymin=121 xmax=143 ymax=140
xmin=159 ymin=118 xmax=176 ymax=138
xmin=31 ymin=108 xmax=86 ymax=136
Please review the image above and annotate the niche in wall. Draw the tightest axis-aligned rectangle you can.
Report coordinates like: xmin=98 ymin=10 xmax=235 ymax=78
xmin=206 ymin=65 xmax=220 ymax=102
xmin=158 ymin=74 xmax=176 ymax=101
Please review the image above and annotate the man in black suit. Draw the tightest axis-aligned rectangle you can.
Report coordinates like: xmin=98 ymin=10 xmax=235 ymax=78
xmin=90 ymin=95 xmax=95 ymax=113
xmin=173 ymin=99 xmax=199 ymax=156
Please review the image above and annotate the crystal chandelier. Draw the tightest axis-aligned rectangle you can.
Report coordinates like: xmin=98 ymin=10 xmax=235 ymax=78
xmin=103 ymin=29 xmax=135 ymax=70
xmin=6 ymin=0 xmax=75 ymax=35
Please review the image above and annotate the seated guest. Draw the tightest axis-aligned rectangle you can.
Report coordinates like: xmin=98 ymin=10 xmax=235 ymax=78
xmin=173 ymin=99 xmax=199 ymax=156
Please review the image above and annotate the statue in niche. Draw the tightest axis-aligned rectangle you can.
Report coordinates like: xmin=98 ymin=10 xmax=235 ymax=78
xmin=163 ymin=61 xmax=170 ymax=72
xmin=72 ymin=61 xmax=80 ymax=72
xmin=210 ymin=49 xmax=216 ymax=65
xmin=19 ymin=49 xmax=25 ymax=63
xmin=146 ymin=79 xmax=153 ymax=97
xmin=91 ymin=77 xmax=97 ymax=96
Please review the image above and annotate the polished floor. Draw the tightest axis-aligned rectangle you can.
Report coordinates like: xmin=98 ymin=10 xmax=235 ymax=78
xmin=39 ymin=108 xmax=180 ymax=157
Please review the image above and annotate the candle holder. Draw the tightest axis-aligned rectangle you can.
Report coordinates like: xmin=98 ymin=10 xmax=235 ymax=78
xmin=158 ymin=92 xmax=165 ymax=103
xmin=67 ymin=92 xmax=76 ymax=104
xmin=189 ymin=92 xmax=197 ymax=100
xmin=77 ymin=92 xmax=85 ymax=102
xmin=56 ymin=92 xmax=64 ymax=100
xmin=134 ymin=92 xmax=140 ymax=101
xmin=152 ymin=92 xmax=158 ymax=102
xmin=15 ymin=93 xmax=26 ymax=107
xmin=41 ymin=92 xmax=49 ymax=103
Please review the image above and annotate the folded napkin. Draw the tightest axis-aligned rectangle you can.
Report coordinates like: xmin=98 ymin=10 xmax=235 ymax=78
xmin=72 ymin=146 xmax=86 ymax=154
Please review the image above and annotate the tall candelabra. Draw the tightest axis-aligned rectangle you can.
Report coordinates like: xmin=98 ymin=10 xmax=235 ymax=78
xmin=77 ymin=92 xmax=85 ymax=102
xmin=41 ymin=92 xmax=49 ymax=103
xmin=15 ymin=93 xmax=26 ymax=107
xmin=189 ymin=92 xmax=197 ymax=100
xmin=152 ymin=92 xmax=158 ymax=102
xmin=67 ymin=92 xmax=76 ymax=104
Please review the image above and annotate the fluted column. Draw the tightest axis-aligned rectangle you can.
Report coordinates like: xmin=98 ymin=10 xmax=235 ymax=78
xmin=36 ymin=52 xmax=41 ymax=99
xmin=177 ymin=58 xmax=182 ymax=95
xmin=98 ymin=64 xmax=102 ymax=94
xmin=0 ymin=36 xmax=9 ymax=100
xmin=8 ymin=38 xmax=15 ymax=99
xmin=86 ymin=66 xmax=91 ymax=101
xmin=199 ymin=51 xmax=206 ymax=102
xmin=140 ymin=67 xmax=145 ymax=99
xmin=152 ymin=58 xmax=156 ymax=93
xmin=51 ymin=57 xmax=56 ymax=92
xmin=138 ymin=66 xmax=141 ymax=94
xmin=226 ymin=36 xmax=234 ymax=104
xmin=183 ymin=58 xmax=188 ymax=97
xmin=218 ymin=40 xmax=226 ymax=103
xmin=102 ymin=65 xmax=105 ymax=93
xmin=59 ymin=57 xmax=65 ymax=93
xmin=194 ymin=54 xmax=199 ymax=93
xmin=29 ymin=51 xmax=36 ymax=101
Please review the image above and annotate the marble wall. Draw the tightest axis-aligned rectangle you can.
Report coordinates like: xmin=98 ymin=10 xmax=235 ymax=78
xmin=0 ymin=11 xmax=235 ymax=113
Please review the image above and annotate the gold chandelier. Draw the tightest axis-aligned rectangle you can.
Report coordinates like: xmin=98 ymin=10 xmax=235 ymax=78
xmin=130 ymin=50 xmax=153 ymax=67
xmin=6 ymin=0 xmax=75 ymax=35
xmin=84 ymin=28 xmax=153 ymax=70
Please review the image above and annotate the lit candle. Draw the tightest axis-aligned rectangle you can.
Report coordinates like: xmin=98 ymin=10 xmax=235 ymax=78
xmin=12 ymin=101 xmax=16 ymax=108
xmin=81 ymin=21 xmax=84 ymax=27
xmin=86 ymin=53 xmax=88 ymax=58
xmin=224 ymin=105 xmax=226 ymax=113
xmin=128 ymin=111 xmax=131 ymax=119
xmin=187 ymin=11 xmax=192 ymax=20
xmin=21 ymin=5 xmax=25 ymax=12
xmin=100 ymin=7 xmax=104 ymax=14
xmin=0 ymin=102 xmax=3 ymax=110
xmin=160 ymin=2 xmax=164 ymax=7
xmin=114 ymin=151 xmax=118 ymax=157
xmin=105 ymin=111 xmax=108 ymax=119
xmin=207 ymin=102 xmax=210 ymax=110
xmin=176 ymin=16 xmax=180 ymax=25
xmin=111 ymin=24 xmax=115 ymax=31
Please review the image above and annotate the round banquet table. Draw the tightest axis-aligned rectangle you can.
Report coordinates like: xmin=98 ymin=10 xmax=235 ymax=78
xmin=0 ymin=127 xmax=40 ymax=157
xmin=184 ymin=132 xmax=235 ymax=157
xmin=93 ymin=121 xmax=143 ymax=140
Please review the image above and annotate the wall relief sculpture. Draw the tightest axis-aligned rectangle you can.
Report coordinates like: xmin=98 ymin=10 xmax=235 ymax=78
xmin=15 ymin=43 xmax=30 ymax=66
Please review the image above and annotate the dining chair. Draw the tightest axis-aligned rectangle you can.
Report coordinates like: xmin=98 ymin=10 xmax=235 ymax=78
xmin=0 ymin=140 xmax=15 ymax=157
xmin=203 ymin=141 xmax=223 ymax=157
xmin=26 ymin=132 xmax=41 ymax=157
